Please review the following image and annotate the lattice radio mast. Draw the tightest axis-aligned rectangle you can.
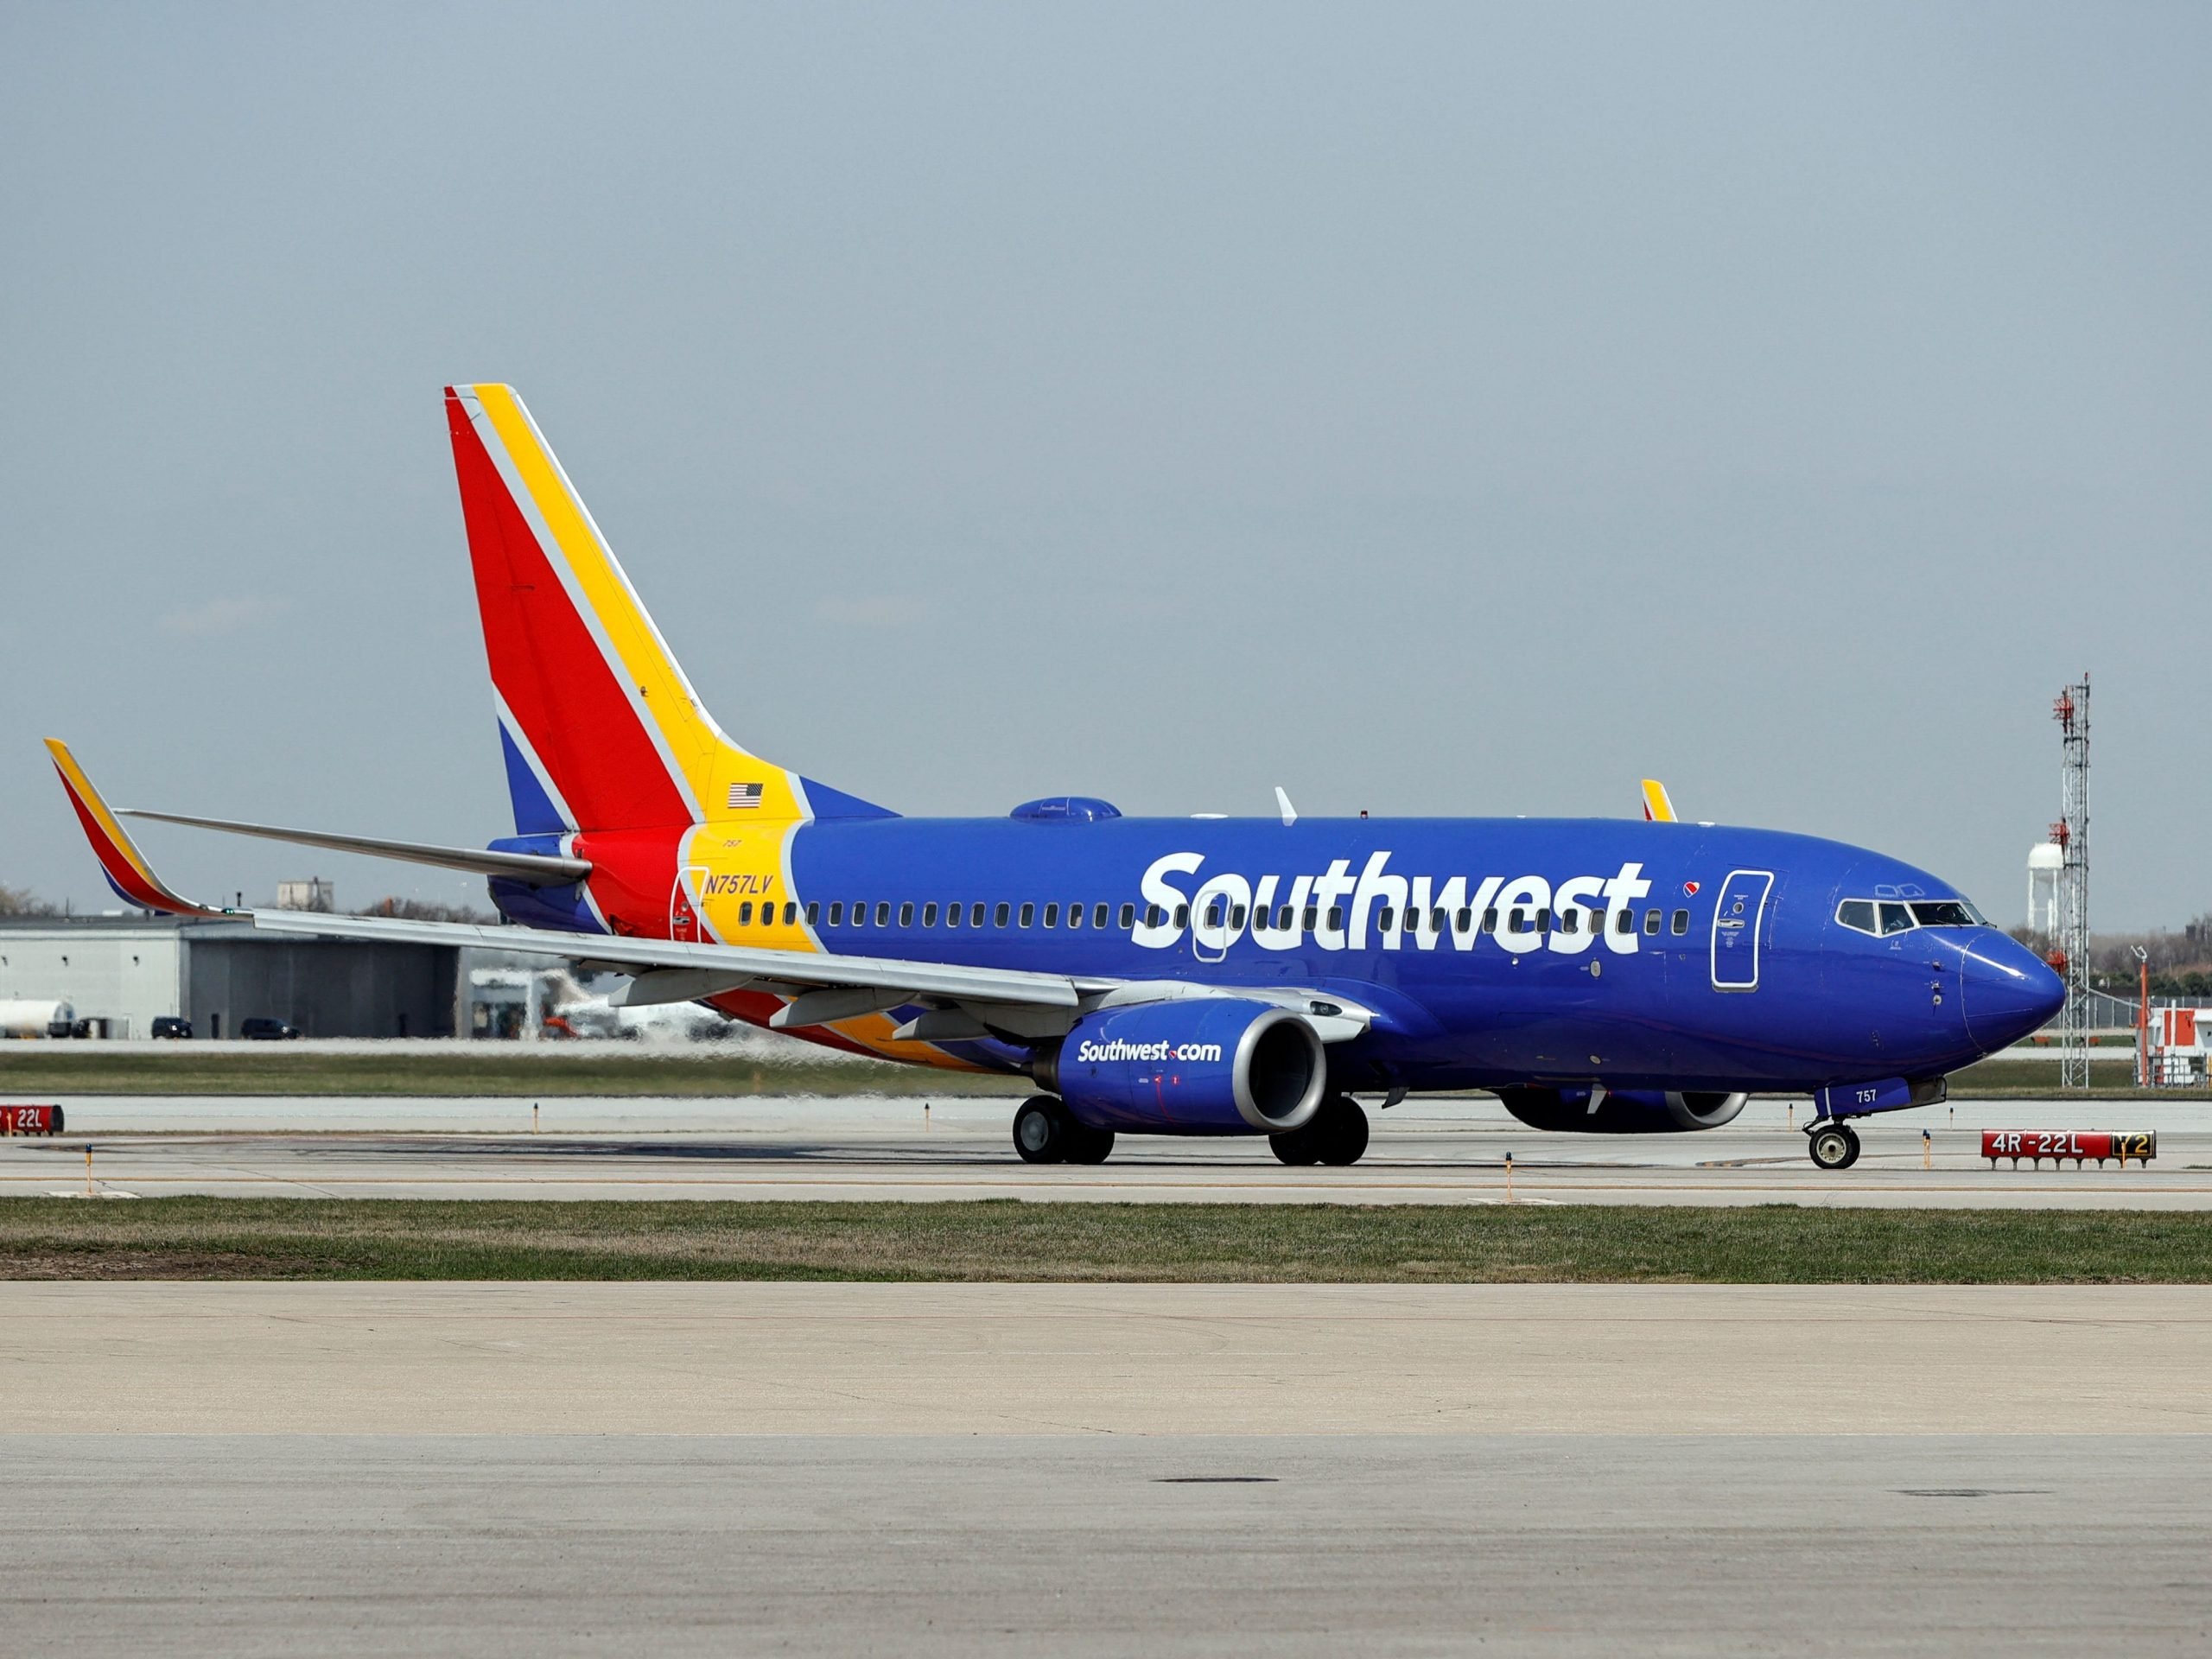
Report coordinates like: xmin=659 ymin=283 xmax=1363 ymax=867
xmin=2051 ymin=675 xmax=2091 ymax=1090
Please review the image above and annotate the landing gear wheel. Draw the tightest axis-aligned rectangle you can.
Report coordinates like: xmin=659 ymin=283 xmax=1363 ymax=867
xmin=1064 ymin=1122 xmax=1116 ymax=1165
xmin=1838 ymin=1124 xmax=1861 ymax=1168
xmin=1014 ymin=1096 xmax=1071 ymax=1164
xmin=1271 ymin=1095 xmax=1370 ymax=1167
xmin=1315 ymin=1096 xmax=1370 ymax=1166
xmin=1808 ymin=1122 xmax=1860 ymax=1171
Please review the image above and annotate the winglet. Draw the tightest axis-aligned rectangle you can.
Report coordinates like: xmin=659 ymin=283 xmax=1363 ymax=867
xmin=44 ymin=740 xmax=227 ymax=917
xmin=1274 ymin=786 xmax=1298 ymax=828
xmin=1640 ymin=779 xmax=1677 ymax=823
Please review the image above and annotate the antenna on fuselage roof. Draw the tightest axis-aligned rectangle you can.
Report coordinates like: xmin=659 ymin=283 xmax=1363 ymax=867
xmin=1274 ymin=787 xmax=1297 ymax=828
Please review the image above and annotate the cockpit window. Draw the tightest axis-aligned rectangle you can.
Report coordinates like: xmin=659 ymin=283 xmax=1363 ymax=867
xmin=1878 ymin=901 xmax=1915 ymax=935
xmin=1910 ymin=899 xmax=1984 ymax=927
xmin=1835 ymin=899 xmax=1878 ymax=936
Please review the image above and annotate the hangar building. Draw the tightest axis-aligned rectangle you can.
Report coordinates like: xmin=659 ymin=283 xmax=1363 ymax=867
xmin=0 ymin=914 xmax=485 ymax=1039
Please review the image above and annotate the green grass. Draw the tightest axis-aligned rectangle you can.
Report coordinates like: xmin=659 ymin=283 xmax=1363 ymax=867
xmin=1948 ymin=1057 xmax=2209 ymax=1100
xmin=0 ymin=1049 xmax=1028 ymax=1097
xmin=3 ymin=1198 xmax=2209 ymax=1282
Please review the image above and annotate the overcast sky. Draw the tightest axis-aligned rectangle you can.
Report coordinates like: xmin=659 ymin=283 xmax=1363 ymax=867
xmin=3 ymin=3 xmax=2205 ymax=929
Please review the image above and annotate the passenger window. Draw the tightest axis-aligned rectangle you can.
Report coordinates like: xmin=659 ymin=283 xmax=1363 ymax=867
xmin=1230 ymin=905 xmax=1247 ymax=930
xmin=829 ymin=902 xmax=843 ymax=926
xmin=737 ymin=901 xmax=753 ymax=925
xmin=1377 ymin=906 xmax=1395 ymax=933
xmin=760 ymin=906 xmax=774 ymax=927
xmin=1095 ymin=903 xmax=1111 ymax=929
xmin=995 ymin=903 xmax=1011 ymax=927
xmin=1614 ymin=908 xmax=1631 ymax=934
xmin=1045 ymin=903 xmax=1059 ymax=928
xmin=1482 ymin=907 xmax=1497 ymax=934
xmin=922 ymin=903 xmax=938 ymax=927
xmin=805 ymin=902 xmax=820 ymax=925
xmin=1836 ymin=899 xmax=1877 ymax=935
xmin=875 ymin=903 xmax=891 ymax=927
xmin=1508 ymin=908 xmax=1525 ymax=932
xmin=1878 ymin=902 xmax=1915 ymax=935
xmin=1205 ymin=900 xmax=1224 ymax=928
xmin=1174 ymin=904 xmax=1189 ymax=929
xmin=1671 ymin=909 xmax=1688 ymax=935
xmin=1455 ymin=906 xmax=1471 ymax=933
xmin=1560 ymin=909 xmax=1579 ymax=935
xmin=1119 ymin=903 xmax=1136 ymax=929
xmin=783 ymin=902 xmax=798 ymax=925
xmin=851 ymin=900 xmax=867 ymax=925
xmin=1643 ymin=908 xmax=1660 ymax=935
xmin=945 ymin=902 xmax=961 ymax=928
xmin=1020 ymin=902 xmax=1036 ymax=928
xmin=1536 ymin=908 xmax=1552 ymax=934
xmin=1067 ymin=903 xmax=1084 ymax=931
xmin=1302 ymin=906 xmax=1319 ymax=930
xmin=970 ymin=902 xmax=986 ymax=927
xmin=893 ymin=902 xmax=909 ymax=927
xmin=1429 ymin=908 xmax=1445 ymax=934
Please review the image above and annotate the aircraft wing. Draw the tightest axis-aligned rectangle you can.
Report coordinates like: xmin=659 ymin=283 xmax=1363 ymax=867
xmin=48 ymin=737 xmax=1376 ymax=1037
xmin=45 ymin=738 xmax=1092 ymax=1015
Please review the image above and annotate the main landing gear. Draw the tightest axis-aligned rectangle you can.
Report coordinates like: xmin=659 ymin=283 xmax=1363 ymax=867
xmin=1269 ymin=1094 xmax=1370 ymax=1167
xmin=1806 ymin=1121 xmax=1861 ymax=1171
xmin=1012 ymin=1096 xmax=1116 ymax=1166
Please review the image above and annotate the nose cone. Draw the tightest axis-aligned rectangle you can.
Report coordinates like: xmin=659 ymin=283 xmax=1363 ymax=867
xmin=1961 ymin=935 xmax=2066 ymax=1052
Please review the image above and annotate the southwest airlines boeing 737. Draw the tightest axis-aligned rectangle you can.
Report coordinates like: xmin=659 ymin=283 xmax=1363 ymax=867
xmin=48 ymin=385 xmax=2063 ymax=1172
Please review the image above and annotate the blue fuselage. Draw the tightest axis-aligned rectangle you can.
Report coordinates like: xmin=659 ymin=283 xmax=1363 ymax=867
xmin=737 ymin=813 xmax=2061 ymax=1092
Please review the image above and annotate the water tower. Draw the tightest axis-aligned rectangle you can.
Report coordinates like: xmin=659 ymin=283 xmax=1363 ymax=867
xmin=2026 ymin=841 xmax=2063 ymax=937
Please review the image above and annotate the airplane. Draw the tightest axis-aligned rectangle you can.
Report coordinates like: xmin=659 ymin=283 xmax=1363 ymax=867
xmin=46 ymin=384 xmax=2065 ymax=1172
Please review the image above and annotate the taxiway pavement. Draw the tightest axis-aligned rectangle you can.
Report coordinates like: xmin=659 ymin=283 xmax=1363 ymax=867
xmin=5 ymin=1283 xmax=2210 ymax=1656
xmin=3 ymin=1093 xmax=2208 ymax=1205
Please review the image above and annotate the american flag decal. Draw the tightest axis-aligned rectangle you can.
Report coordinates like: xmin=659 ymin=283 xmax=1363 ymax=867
xmin=727 ymin=782 xmax=765 ymax=810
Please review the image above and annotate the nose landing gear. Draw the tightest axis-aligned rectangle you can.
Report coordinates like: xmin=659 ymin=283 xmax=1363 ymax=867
xmin=1807 ymin=1121 xmax=1861 ymax=1170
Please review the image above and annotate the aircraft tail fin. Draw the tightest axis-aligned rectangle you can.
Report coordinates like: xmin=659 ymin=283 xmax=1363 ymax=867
xmin=1641 ymin=779 xmax=1678 ymax=823
xmin=444 ymin=385 xmax=894 ymax=835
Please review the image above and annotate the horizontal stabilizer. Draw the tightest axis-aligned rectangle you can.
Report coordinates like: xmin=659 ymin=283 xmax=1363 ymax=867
xmin=118 ymin=808 xmax=590 ymax=886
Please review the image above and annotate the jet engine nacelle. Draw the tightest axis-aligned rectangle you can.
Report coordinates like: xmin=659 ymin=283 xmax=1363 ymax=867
xmin=1035 ymin=998 xmax=1328 ymax=1135
xmin=1497 ymin=1086 xmax=1748 ymax=1134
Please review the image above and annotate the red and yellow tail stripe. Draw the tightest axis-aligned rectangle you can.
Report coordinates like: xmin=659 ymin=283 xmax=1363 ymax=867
xmin=44 ymin=740 xmax=225 ymax=917
xmin=447 ymin=384 xmax=806 ymax=832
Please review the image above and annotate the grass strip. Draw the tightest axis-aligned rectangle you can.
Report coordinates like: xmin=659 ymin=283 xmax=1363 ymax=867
xmin=3 ymin=1198 xmax=2209 ymax=1282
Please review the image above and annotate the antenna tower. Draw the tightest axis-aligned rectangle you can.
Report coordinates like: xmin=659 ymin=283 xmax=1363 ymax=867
xmin=2051 ymin=674 xmax=2091 ymax=1089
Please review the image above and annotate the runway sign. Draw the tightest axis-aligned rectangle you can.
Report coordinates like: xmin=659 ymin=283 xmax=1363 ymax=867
xmin=0 ymin=1103 xmax=63 ymax=1135
xmin=1983 ymin=1129 xmax=2154 ymax=1166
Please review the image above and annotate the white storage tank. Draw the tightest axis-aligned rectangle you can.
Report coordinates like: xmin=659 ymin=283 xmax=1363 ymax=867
xmin=0 ymin=998 xmax=75 ymax=1039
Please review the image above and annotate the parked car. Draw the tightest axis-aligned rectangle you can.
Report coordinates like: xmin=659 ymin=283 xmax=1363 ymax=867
xmin=239 ymin=1017 xmax=302 ymax=1040
xmin=150 ymin=1016 xmax=194 ymax=1039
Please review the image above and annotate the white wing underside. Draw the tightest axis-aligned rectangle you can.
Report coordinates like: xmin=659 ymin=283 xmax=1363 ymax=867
xmin=243 ymin=907 xmax=1373 ymax=1042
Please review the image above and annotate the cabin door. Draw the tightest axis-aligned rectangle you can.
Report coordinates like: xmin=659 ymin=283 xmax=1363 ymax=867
xmin=670 ymin=866 xmax=709 ymax=943
xmin=1709 ymin=869 xmax=1774 ymax=992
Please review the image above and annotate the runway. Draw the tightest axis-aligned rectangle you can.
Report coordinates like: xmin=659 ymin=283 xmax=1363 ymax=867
xmin=5 ymin=1283 xmax=2211 ymax=1656
xmin=3 ymin=1093 xmax=2208 ymax=1205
